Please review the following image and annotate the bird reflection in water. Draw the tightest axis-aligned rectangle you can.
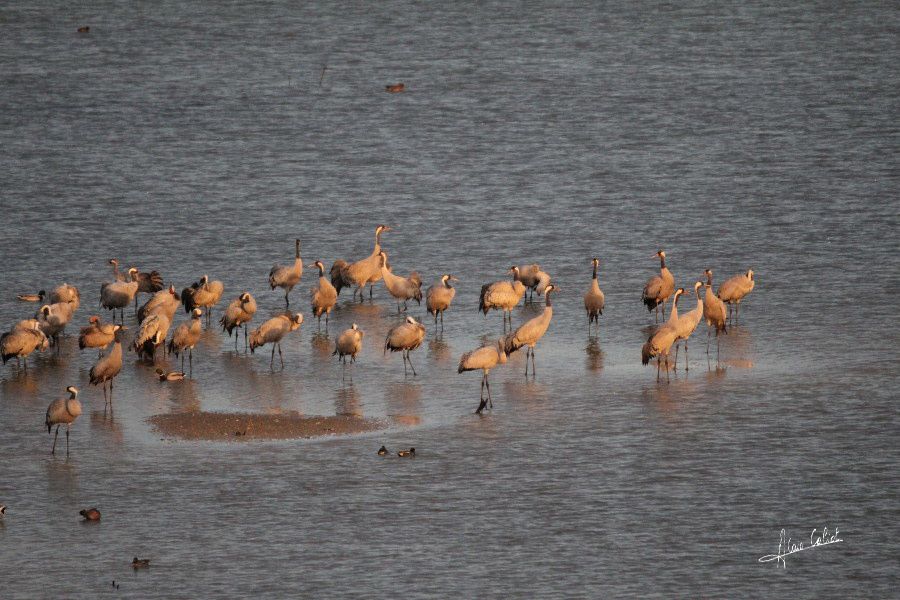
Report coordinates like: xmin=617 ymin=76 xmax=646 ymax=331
xmin=90 ymin=409 xmax=124 ymax=444
xmin=427 ymin=336 xmax=450 ymax=363
xmin=45 ymin=459 xmax=78 ymax=501
xmin=385 ymin=381 xmax=422 ymax=426
xmin=309 ymin=332 xmax=333 ymax=360
xmin=585 ymin=337 xmax=604 ymax=372
xmin=335 ymin=383 xmax=362 ymax=417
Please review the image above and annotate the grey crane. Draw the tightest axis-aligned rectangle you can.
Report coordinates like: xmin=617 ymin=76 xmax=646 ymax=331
xmin=702 ymin=269 xmax=728 ymax=360
xmin=168 ymin=308 xmax=203 ymax=375
xmin=249 ymin=313 xmax=304 ymax=369
xmin=338 ymin=225 xmax=391 ymax=301
xmin=502 ymin=284 xmax=558 ymax=377
xmin=718 ymin=269 xmax=755 ymax=323
xmin=50 ymin=283 xmax=80 ymax=311
xmin=132 ymin=311 xmax=171 ymax=362
xmin=672 ymin=281 xmax=704 ymax=371
xmin=479 ymin=267 xmax=527 ymax=329
xmin=379 ymin=251 xmax=422 ymax=313
xmin=137 ymin=285 xmax=180 ymax=324
xmin=458 ymin=338 xmax=508 ymax=414
xmin=89 ymin=327 xmax=125 ymax=410
xmin=641 ymin=250 xmax=676 ymax=322
xmin=220 ymin=292 xmax=257 ymax=350
xmin=426 ymin=274 xmax=458 ymax=330
xmin=45 ymin=386 xmax=82 ymax=456
xmin=268 ymin=239 xmax=303 ymax=308
xmin=78 ymin=315 xmax=119 ymax=355
xmin=583 ymin=258 xmax=605 ymax=333
xmin=309 ymin=260 xmax=338 ymax=329
xmin=100 ymin=269 xmax=139 ymax=323
xmin=641 ymin=288 xmax=684 ymax=382
xmin=384 ymin=316 xmax=426 ymax=376
xmin=1 ymin=320 xmax=49 ymax=371
xmin=181 ymin=275 xmax=224 ymax=325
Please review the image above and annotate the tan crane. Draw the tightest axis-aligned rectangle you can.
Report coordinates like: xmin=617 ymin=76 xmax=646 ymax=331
xmin=642 ymin=250 xmax=676 ymax=322
xmin=702 ymin=269 xmax=728 ymax=361
xmin=583 ymin=258 xmax=605 ymax=333
xmin=458 ymin=338 xmax=508 ymax=414
xmin=426 ymin=274 xmax=458 ymax=330
xmin=45 ymin=386 xmax=82 ymax=456
xmin=249 ymin=313 xmax=304 ymax=369
xmin=384 ymin=316 xmax=426 ymax=376
xmin=268 ymin=239 xmax=303 ymax=308
xmin=220 ymin=292 xmax=257 ymax=350
xmin=718 ymin=269 xmax=755 ymax=323
xmin=502 ymin=284 xmax=558 ymax=377
xmin=309 ymin=260 xmax=338 ymax=329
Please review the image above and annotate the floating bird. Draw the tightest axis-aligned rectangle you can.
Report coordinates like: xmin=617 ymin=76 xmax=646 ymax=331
xmin=181 ymin=275 xmax=224 ymax=324
xmin=1 ymin=320 xmax=49 ymax=371
xmin=269 ymin=239 xmax=303 ymax=308
xmin=426 ymin=274 xmax=458 ymax=330
xmin=89 ymin=326 xmax=125 ymax=410
xmin=309 ymin=260 xmax=338 ymax=329
xmin=79 ymin=508 xmax=101 ymax=521
xmin=397 ymin=448 xmax=415 ymax=457
xmin=386 ymin=83 xmax=405 ymax=93
xmin=479 ymin=267 xmax=527 ymax=329
xmin=702 ymin=269 xmax=728 ymax=359
xmin=379 ymin=251 xmax=422 ymax=313
xmin=220 ymin=292 xmax=257 ymax=350
xmin=168 ymin=308 xmax=203 ymax=375
xmin=50 ymin=283 xmax=80 ymax=311
xmin=77 ymin=26 xmax=90 ymax=33
xmin=334 ymin=323 xmax=364 ymax=364
xmin=377 ymin=445 xmax=388 ymax=456
xmin=137 ymin=285 xmax=180 ymax=324
xmin=100 ymin=269 xmax=139 ymax=323
xmin=338 ymin=225 xmax=391 ymax=301
xmin=583 ymin=258 xmax=605 ymax=333
xmin=0 ymin=504 xmax=6 ymax=516
xmin=46 ymin=386 xmax=82 ymax=456
xmin=718 ymin=269 xmax=755 ymax=323
xmin=642 ymin=250 xmax=676 ymax=322
xmin=458 ymin=338 xmax=508 ymax=414
xmin=503 ymin=284 xmax=557 ymax=377
xmin=132 ymin=557 xmax=150 ymax=569
xmin=155 ymin=368 xmax=185 ymax=381
xmin=672 ymin=282 xmax=704 ymax=371
xmin=249 ymin=313 xmax=304 ymax=369
xmin=641 ymin=288 xmax=684 ymax=382
xmin=17 ymin=290 xmax=45 ymax=303
xmin=78 ymin=316 xmax=119 ymax=354
xmin=132 ymin=312 xmax=171 ymax=361
xmin=384 ymin=316 xmax=426 ymax=376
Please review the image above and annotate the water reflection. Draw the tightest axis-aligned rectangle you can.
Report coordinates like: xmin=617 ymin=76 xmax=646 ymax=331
xmin=585 ymin=337 xmax=604 ymax=372
xmin=427 ymin=336 xmax=451 ymax=363
xmin=90 ymin=409 xmax=124 ymax=443
xmin=310 ymin=332 xmax=333 ymax=360
xmin=385 ymin=381 xmax=422 ymax=425
xmin=44 ymin=459 xmax=78 ymax=502
xmin=335 ymin=383 xmax=362 ymax=417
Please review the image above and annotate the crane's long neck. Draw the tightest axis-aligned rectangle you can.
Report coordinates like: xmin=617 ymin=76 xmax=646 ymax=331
xmin=592 ymin=263 xmax=598 ymax=280
xmin=545 ymin=291 xmax=554 ymax=308
xmin=295 ymin=241 xmax=301 ymax=260
xmin=706 ymin=272 xmax=713 ymax=287
xmin=373 ymin=229 xmax=383 ymax=254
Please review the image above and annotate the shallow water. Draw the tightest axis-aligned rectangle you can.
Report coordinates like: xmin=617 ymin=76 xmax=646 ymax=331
xmin=1 ymin=1 xmax=898 ymax=597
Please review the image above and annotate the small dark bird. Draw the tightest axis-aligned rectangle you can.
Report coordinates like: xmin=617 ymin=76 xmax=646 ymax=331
xmin=77 ymin=26 xmax=90 ymax=33
xmin=386 ymin=83 xmax=405 ymax=93
xmin=397 ymin=448 xmax=415 ymax=457
xmin=0 ymin=504 xmax=6 ymax=516
xmin=132 ymin=557 xmax=150 ymax=569
xmin=155 ymin=368 xmax=185 ymax=381
xmin=111 ymin=580 xmax=119 ymax=589
xmin=17 ymin=290 xmax=45 ymax=302
xmin=80 ymin=508 xmax=101 ymax=521
xmin=377 ymin=445 xmax=388 ymax=456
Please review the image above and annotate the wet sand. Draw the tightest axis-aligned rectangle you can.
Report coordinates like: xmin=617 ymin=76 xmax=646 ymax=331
xmin=150 ymin=411 xmax=387 ymax=441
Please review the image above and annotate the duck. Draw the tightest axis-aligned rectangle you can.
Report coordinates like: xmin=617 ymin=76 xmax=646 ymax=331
xmin=132 ymin=557 xmax=150 ymax=569
xmin=17 ymin=290 xmax=45 ymax=302
xmin=397 ymin=448 xmax=415 ymax=457
xmin=385 ymin=83 xmax=405 ymax=93
xmin=155 ymin=368 xmax=185 ymax=381
xmin=77 ymin=26 xmax=90 ymax=33
xmin=377 ymin=445 xmax=388 ymax=456
xmin=79 ymin=508 xmax=101 ymax=521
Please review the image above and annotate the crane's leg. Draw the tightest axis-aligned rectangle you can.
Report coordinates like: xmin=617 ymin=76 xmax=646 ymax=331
xmin=408 ymin=351 xmax=417 ymax=376
xmin=325 ymin=312 xmax=330 ymax=332
xmin=439 ymin=311 xmax=444 ymax=331
xmin=656 ymin=356 xmax=661 ymax=382
xmin=51 ymin=425 xmax=59 ymax=454
xmin=485 ymin=373 xmax=493 ymax=408
xmin=189 ymin=348 xmax=193 ymax=377
xmin=402 ymin=351 xmax=408 ymax=376
xmin=531 ymin=347 xmax=537 ymax=378
xmin=673 ymin=343 xmax=680 ymax=371
xmin=524 ymin=347 xmax=530 ymax=377
xmin=476 ymin=376 xmax=487 ymax=414
xmin=270 ymin=345 xmax=276 ymax=369
xmin=109 ymin=380 xmax=114 ymax=411
xmin=684 ymin=341 xmax=689 ymax=372
xmin=277 ymin=343 xmax=284 ymax=368
xmin=369 ymin=284 xmax=374 ymax=300
xmin=243 ymin=325 xmax=248 ymax=351
xmin=66 ymin=424 xmax=70 ymax=456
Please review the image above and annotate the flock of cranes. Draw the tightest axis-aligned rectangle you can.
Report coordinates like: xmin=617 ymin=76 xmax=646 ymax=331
xmin=1 ymin=224 xmax=756 ymax=454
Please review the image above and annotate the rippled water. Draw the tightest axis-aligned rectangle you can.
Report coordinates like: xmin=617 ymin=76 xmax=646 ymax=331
xmin=1 ymin=1 xmax=898 ymax=597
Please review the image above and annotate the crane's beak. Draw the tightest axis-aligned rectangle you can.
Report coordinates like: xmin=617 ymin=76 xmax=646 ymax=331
xmin=449 ymin=276 xmax=459 ymax=282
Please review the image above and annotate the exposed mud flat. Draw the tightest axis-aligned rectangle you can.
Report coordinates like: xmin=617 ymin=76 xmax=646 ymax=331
xmin=149 ymin=411 xmax=387 ymax=441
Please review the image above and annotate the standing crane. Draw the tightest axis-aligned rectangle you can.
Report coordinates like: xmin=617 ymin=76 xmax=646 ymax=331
xmin=502 ymin=284 xmax=558 ymax=377
xmin=718 ymin=269 xmax=755 ymax=323
xmin=45 ymin=386 xmax=82 ymax=456
xmin=583 ymin=258 xmax=605 ymax=333
xmin=426 ymin=274 xmax=458 ymax=330
xmin=702 ymin=269 xmax=728 ymax=361
xmin=641 ymin=250 xmax=675 ymax=322
xmin=269 ymin=239 xmax=303 ymax=308
xmin=384 ymin=316 xmax=426 ymax=376
xmin=458 ymin=338 xmax=508 ymax=414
